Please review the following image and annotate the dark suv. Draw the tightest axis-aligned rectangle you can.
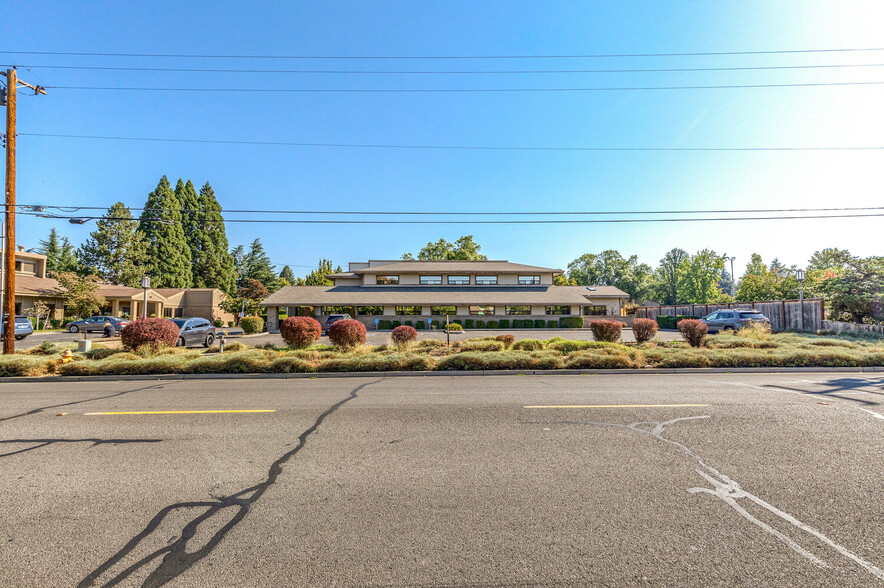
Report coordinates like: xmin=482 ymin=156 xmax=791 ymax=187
xmin=323 ymin=314 xmax=352 ymax=334
xmin=702 ymin=310 xmax=769 ymax=333
xmin=171 ymin=317 xmax=216 ymax=348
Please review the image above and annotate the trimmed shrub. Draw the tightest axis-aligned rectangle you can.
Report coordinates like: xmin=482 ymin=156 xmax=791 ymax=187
xmin=392 ymin=320 xmax=402 ymax=328
xmin=496 ymin=334 xmax=515 ymax=347
xmin=513 ymin=339 xmax=545 ymax=351
xmin=378 ymin=319 xmax=392 ymax=330
xmin=499 ymin=319 xmax=510 ymax=329
xmin=404 ymin=320 xmax=413 ymax=327
xmin=240 ymin=316 xmax=264 ymax=334
xmin=547 ymin=320 xmax=558 ymax=328
xmin=213 ymin=319 xmax=224 ymax=328
xmin=564 ymin=348 xmax=643 ymax=369
xmin=447 ymin=323 xmax=464 ymax=332
xmin=391 ymin=325 xmax=418 ymax=347
xmin=328 ymin=319 xmax=368 ymax=349
xmin=547 ymin=339 xmax=624 ymax=354
xmin=435 ymin=350 xmax=564 ymax=371
xmin=280 ymin=316 xmax=322 ymax=349
xmin=121 ymin=318 xmax=180 ymax=351
xmin=453 ymin=319 xmax=463 ymax=326
xmin=559 ymin=316 xmax=584 ymax=329
xmin=678 ymin=319 xmax=708 ymax=348
xmin=632 ymin=318 xmax=658 ymax=343
xmin=416 ymin=321 xmax=426 ymax=330
xmin=590 ymin=320 xmax=625 ymax=343
xmin=476 ymin=320 xmax=485 ymax=329
xmin=486 ymin=320 xmax=498 ymax=328
xmin=459 ymin=339 xmax=506 ymax=352
xmin=534 ymin=319 xmax=545 ymax=328
xmin=465 ymin=319 xmax=475 ymax=329
xmin=656 ymin=315 xmax=699 ymax=329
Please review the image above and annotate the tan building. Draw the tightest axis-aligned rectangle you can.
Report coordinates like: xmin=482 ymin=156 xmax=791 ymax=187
xmin=261 ymin=259 xmax=629 ymax=331
xmin=7 ymin=247 xmax=234 ymax=324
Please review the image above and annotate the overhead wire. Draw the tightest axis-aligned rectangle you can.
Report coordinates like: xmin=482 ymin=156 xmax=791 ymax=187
xmin=17 ymin=133 xmax=884 ymax=151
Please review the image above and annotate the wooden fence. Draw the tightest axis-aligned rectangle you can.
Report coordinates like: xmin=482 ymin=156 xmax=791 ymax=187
xmin=636 ymin=299 xmax=824 ymax=331
xmin=822 ymin=320 xmax=884 ymax=336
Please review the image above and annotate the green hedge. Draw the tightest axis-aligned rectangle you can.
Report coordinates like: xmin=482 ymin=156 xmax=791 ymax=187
xmin=405 ymin=320 xmax=413 ymax=327
xmin=465 ymin=319 xmax=475 ymax=329
xmin=453 ymin=319 xmax=463 ymax=326
xmin=240 ymin=316 xmax=264 ymax=334
xmin=476 ymin=320 xmax=485 ymax=328
xmin=378 ymin=320 xmax=392 ymax=330
xmin=560 ymin=316 xmax=585 ymax=329
xmin=534 ymin=319 xmax=545 ymax=328
xmin=486 ymin=320 xmax=498 ymax=328
xmin=416 ymin=321 xmax=425 ymax=330
xmin=547 ymin=320 xmax=558 ymax=328
xmin=656 ymin=315 xmax=699 ymax=329
xmin=392 ymin=320 xmax=402 ymax=328
xmin=499 ymin=319 xmax=510 ymax=328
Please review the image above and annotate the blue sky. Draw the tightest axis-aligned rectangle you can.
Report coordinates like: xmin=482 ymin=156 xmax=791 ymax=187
xmin=4 ymin=1 xmax=883 ymax=279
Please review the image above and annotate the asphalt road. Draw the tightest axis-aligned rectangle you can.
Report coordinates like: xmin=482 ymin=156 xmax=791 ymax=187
xmin=1 ymin=373 xmax=882 ymax=587
xmin=15 ymin=327 xmax=683 ymax=351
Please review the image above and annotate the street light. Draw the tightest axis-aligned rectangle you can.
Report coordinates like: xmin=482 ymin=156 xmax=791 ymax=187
xmin=723 ymin=255 xmax=736 ymax=298
xmin=140 ymin=275 xmax=151 ymax=319
xmin=796 ymin=269 xmax=806 ymax=330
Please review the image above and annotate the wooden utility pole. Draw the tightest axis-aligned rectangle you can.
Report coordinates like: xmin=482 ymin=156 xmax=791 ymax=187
xmin=2 ymin=68 xmax=46 ymax=354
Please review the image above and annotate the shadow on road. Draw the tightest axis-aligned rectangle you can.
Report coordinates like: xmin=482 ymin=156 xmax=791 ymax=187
xmin=0 ymin=437 xmax=162 ymax=458
xmin=765 ymin=377 xmax=883 ymax=406
xmin=0 ymin=383 xmax=169 ymax=423
xmin=78 ymin=380 xmax=378 ymax=588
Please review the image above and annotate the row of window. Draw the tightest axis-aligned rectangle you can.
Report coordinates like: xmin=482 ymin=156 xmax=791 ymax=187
xmin=319 ymin=305 xmax=608 ymax=316
xmin=375 ymin=275 xmax=542 ymax=286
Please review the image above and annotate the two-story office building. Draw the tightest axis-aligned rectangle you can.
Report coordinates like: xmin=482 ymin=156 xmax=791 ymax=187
xmin=261 ymin=259 xmax=629 ymax=331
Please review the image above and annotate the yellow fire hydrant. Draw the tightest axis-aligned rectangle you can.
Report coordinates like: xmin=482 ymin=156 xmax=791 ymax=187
xmin=61 ymin=349 xmax=73 ymax=364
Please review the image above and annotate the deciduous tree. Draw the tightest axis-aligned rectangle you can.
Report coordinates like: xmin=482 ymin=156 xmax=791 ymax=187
xmin=56 ymin=272 xmax=106 ymax=318
xmin=78 ymin=203 xmax=147 ymax=287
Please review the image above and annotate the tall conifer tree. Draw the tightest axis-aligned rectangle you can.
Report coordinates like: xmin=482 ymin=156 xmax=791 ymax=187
xmin=192 ymin=182 xmax=236 ymax=293
xmin=78 ymin=202 xmax=147 ymax=286
xmin=139 ymin=176 xmax=192 ymax=288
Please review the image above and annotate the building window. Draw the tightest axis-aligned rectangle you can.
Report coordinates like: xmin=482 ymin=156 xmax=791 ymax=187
xmin=420 ymin=275 xmax=442 ymax=285
xmin=164 ymin=308 xmax=173 ymax=318
xmin=518 ymin=275 xmax=541 ymax=285
xmin=15 ymin=261 xmax=36 ymax=274
xmin=120 ymin=305 xmax=131 ymax=316
xmin=431 ymin=305 xmax=456 ymax=315
xmin=447 ymin=275 xmax=470 ymax=285
xmin=469 ymin=305 xmax=495 ymax=315
xmin=583 ymin=305 xmax=608 ymax=316
xmin=323 ymin=306 xmax=353 ymax=315
xmin=376 ymin=275 xmax=399 ymax=285
xmin=396 ymin=306 xmax=422 ymax=315
xmin=475 ymin=275 xmax=497 ymax=285
xmin=546 ymin=305 xmax=571 ymax=315
xmin=357 ymin=306 xmax=383 ymax=315
xmin=505 ymin=305 xmax=531 ymax=315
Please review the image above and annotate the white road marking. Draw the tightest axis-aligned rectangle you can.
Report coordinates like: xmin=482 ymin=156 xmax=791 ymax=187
xmin=860 ymin=408 xmax=884 ymax=420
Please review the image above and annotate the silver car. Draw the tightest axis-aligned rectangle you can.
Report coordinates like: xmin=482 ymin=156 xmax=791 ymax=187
xmin=171 ymin=317 xmax=216 ymax=348
xmin=68 ymin=316 xmax=130 ymax=334
xmin=702 ymin=310 xmax=769 ymax=333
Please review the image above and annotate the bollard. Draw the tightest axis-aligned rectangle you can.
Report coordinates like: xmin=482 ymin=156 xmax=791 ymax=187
xmin=219 ymin=336 xmax=226 ymax=353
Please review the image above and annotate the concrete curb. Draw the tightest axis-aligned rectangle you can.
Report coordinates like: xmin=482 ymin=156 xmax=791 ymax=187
xmin=3 ymin=366 xmax=881 ymax=384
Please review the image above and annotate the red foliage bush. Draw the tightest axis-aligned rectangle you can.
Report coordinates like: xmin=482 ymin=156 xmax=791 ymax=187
xmin=632 ymin=318 xmax=658 ymax=343
xmin=328 ymin=319 xmax=367 ymax=349
xmin=280 ymin=316 xmax=321 ymax=349
xmin=590 ymin=319 xmax=625 ymax=343
xmin=121 ymin=318 xmax=180 ymax=351
xmin=391 ymin=325 xmax=417 ymax=347
xmin=678 ymin=319 xmax=708 ymax=348
xmin=495 ymin=334 xmax=515 ymax=347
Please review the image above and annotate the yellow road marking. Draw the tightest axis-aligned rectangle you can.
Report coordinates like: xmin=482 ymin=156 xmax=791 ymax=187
xmin=523 ymin=404 xmax=708 ymax=409
xmin=84 ymin=410 xmax=276 ymax=415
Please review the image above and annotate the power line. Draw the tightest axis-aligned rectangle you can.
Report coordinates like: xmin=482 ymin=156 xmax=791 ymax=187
xmin=19 ymin=203 xmax=884 ymax=216
xmin=3 ymin=47 xmax=884 ymax=59
xmin=45 ymin=80 xmax=884 ymax=93
xmin=11 ymin=63 xmax=884 ymax=74
xmin=21 ymin=211 xmax=884 ymax=224
xmin=18 ymin=133 xmax=884 ymax=152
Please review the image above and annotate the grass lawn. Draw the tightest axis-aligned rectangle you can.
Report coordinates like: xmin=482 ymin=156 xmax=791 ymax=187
xmin=3 ymin=329 xmax=883 ymax=378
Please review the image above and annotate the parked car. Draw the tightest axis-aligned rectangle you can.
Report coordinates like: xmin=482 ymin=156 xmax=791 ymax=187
xmin=171 ymin=317 xmax=216 ymax=348
xmin=67 ymin=316 xmax=130 ymax=335
xmin=702 ymin=310 xmax=770 ymax=333
xmin=323 ymin=314 xmax=352 ymax=334
xmin=5 ymin=316 xmax=34 ymax=340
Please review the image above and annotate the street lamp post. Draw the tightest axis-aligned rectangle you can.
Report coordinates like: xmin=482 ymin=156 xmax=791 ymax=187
xmin=723 ymin=255 xmax=736 ymax=298
xmin=140 ymin=275 xmax=150 ymax=319
xmin=796 ymin=269 xmax=806 ymax=330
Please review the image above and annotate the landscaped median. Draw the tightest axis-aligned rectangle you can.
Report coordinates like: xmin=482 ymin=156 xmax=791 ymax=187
xmin=3 ymin=329 xmax=884 ymax=377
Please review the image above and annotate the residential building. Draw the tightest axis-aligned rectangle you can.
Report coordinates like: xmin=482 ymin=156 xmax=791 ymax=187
xmin=261 ymin=259 xmax=629 ymax=331
xmin=6 ymin=247 xmax=234 ymax=323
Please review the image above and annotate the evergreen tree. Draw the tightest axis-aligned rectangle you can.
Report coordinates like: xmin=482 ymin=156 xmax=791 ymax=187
xmin=58 ymin=237 xmax=79 ymax=274
xmin=139 ymin=176 xmax=193 ymax=288
xmin=78 ymin=202 xmax=147 ymax=286
xmin=236 ymin=239 xmax=279 ymax=291
xmin=176 ymin=179 xmax=202 ymax=275
xmin=191 ymin=182 xmax=236 ymax=293
xmin=279 ymin=265 xmax=296 ymax=285
xmin=37 ymin=228 xmax=62 ymax=275
xmin=304 ymin=259 xmax=342 ymax=286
